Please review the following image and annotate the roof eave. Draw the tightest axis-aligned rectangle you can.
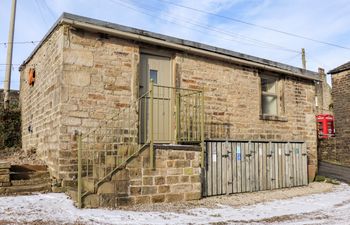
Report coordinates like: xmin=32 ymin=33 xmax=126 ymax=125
xmin=19 ymin=13 xmax=320 ymax=81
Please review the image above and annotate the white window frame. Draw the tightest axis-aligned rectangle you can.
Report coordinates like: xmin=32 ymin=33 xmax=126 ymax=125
xmin=260 ymin=74 xmax=279 ymax=116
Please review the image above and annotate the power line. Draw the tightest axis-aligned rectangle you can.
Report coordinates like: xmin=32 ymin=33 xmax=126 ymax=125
xmin=0 ymin=80 xmax=20 ymax=83
xmin=41 ymin=0 xmax=56 ymax=19
xmin=109 ymin=0 xmax=298 ymax=53
xmin=131 ymin=0 xmax=298 ymax=53
xmin=0 ymin=63 xmax=21 ymax=66
xmin=0 ymin=41 xmax=39 ymax=45
xmin=155 ymin=0 xmax=350 ymax=51
xmin=279 ymin=52 xmax=302 ymax=64
xmin=34 ymin=0 xmax=49 ymax=27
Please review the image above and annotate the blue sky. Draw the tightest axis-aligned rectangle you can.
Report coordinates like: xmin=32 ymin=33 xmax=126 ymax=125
xmin=1 ymin=0 xmax=350 ymax=90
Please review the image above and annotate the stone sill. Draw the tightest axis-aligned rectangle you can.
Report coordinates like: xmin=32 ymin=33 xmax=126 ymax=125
xmin=154 ymin=144 xmax=201 ymax=151
xmin=260 ymin=114 xmax=288 ymax=122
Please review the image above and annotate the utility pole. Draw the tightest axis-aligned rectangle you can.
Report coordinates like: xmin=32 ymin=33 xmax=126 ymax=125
xmin=3 ymin=0 xmax=17 ymax=109
xmin=301 ymin=48 xmax=306 ymax=70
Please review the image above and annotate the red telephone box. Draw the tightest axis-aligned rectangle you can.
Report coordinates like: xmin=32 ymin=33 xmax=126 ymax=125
xmin=316 ymin=114 xmax=335 ymax=139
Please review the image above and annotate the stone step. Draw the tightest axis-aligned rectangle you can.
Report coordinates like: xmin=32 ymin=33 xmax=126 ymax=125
xmin=0 ymin=162 xmax=11 ymax=169
xmin=66 ymin=189 xmax=78 ymax=202
xmin=82 ymin=178 xmax=97 ymax=193
xmin=11 ymin=178 xmax=51 ymax=186
xmin=10 ymin=171 xmax=50 ymax=180
xmin=0 ymin=182 xmax=51 ymax=195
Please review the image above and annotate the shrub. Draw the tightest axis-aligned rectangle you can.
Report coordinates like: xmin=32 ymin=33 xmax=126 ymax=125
xmin=0 ymin=108 xmax=21 ymax=148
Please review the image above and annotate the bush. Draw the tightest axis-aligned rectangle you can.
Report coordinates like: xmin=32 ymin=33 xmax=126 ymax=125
xmin=0 ymin=108 xmax=21 ymax=148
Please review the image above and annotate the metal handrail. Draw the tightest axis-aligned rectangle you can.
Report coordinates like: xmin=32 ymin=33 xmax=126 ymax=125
xmin=80 ymin=90 xmax=151 ymax=139
xmin=76 ymin=81 xmax=205 ymax=208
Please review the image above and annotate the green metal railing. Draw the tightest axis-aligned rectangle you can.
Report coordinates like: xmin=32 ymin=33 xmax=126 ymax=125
xmin=76 ymin=81 xmax=204 ymax=208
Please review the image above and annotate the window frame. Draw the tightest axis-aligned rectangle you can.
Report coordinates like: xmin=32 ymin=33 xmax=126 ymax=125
xmin=260 ymin=74 xmax=279 ymax=116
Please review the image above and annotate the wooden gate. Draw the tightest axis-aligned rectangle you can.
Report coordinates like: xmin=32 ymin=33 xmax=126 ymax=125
xmin=203 ymin=141 xmax=308 ymax=197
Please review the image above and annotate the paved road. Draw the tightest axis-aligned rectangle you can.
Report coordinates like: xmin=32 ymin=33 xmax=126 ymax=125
xmin=318 ymin=161 xmax=350 ymax=184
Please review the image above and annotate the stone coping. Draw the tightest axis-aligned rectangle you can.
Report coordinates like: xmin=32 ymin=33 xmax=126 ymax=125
xmin=154 ymin=144 xmax=201 ymax=151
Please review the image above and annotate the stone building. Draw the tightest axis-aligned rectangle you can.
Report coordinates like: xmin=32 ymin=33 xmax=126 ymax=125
xmin=19 ymin=13 xmax=323 ymax=207
xmin=318 ymin=62 xmax=350 ymax=166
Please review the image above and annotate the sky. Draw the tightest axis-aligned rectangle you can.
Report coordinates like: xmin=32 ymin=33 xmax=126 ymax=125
xmin=1 ymin=0 xmax=350 ymax=90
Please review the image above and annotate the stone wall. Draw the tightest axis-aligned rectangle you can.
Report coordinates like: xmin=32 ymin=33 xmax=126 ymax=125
xmin=0 ymin=162 xmax=10 ymax=187
xmin=318 ymin=139 xmax=337 ymax=163
xmin=19 ymin=25 xmax=65 ymax=178
xmin=20 ymin=25 xmax=319 ymax=184
xmin=319 ymin=70 xmax=350 ymax=166
xmin=333 ymin=70 xmax=350 ymax=166
xmin=315 ymin=68 xmax=333 ymax=115
xmin=57 ymin=28 xmax=139 ymax=181
xmin=83 ymin=147 xmax=201 ymax=208
xmin=175 ymin=53 xmax=318 ymax=176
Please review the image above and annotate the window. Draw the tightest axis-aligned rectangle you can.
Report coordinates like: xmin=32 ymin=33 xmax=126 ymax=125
xmin=150 ymin=69 xmax=158 ymax=84
xmin=261 ymin=75 xmax=278 ymax=115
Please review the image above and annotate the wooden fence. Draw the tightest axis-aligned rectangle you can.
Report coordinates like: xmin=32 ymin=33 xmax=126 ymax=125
xmin=203 ymin=140 xmax=308 ymax=197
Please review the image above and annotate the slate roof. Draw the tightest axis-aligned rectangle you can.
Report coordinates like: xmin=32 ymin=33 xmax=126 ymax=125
xmin=20 ymin=13 xmax=320 ymax=81
xmin=328 ymin=61 xmax=350 ymax=74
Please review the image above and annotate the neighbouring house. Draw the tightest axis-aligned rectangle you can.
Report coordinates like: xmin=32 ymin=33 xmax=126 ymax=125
xmin=19 ymin=13 xmax=324 ymax=208
xmin=318 ymin=62 xmax=350 ymax=166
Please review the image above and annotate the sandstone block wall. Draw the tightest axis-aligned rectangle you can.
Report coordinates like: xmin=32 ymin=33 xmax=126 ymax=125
xmin=175 ymin=53 xmax=318 ymax=172
xmin=0 ymin=162 xmax=10 ymax=187
xmin=83 ymin=147 xmax=201 ymax=208
xmin=20 ymin=25 xmax=65 ymax=178
xmin=20 ymin=25 xmax=319 ymax=183
xmin=319 ymin=70 xmax=350 ymax=167
xmin=333 ymin=70 xmax=350 ymax=166
xmin=315 ymin=68 xmax=333 ymax=115
xmin=57 ymin=28 xmax=139 ymax=180
xmin=318 ymin=139 xmax=337 ymax=163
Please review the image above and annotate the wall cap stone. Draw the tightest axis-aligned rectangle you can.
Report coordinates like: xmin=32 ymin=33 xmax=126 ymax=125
xmin=154 ymin=144 xmax=201 ymax=151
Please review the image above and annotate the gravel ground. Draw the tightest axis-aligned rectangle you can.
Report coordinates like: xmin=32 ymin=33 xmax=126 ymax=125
xmin=123 ymin=182 xmax=333 ymax=212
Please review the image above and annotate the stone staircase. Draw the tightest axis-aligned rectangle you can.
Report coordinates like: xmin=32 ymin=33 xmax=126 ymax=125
xmin=0 ymin=162 xmax=51 ymax=195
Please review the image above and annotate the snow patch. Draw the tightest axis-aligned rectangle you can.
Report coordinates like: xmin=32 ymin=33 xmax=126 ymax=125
xmin=0 ymin=183 xmax=350 ymax=224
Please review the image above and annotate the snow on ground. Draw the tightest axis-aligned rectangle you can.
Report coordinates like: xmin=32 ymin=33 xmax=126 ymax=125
xmin=0 ymin=183 xmax=350 ymax=225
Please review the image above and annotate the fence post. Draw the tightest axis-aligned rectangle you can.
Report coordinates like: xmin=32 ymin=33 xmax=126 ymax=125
xmin=149 ymin=80 xmax=155 ymax=170
xmin=200 ymin=91 xmax=205 ymax=168
xmin=77 ymin=132 xmax=83 ymax=209
xmin=175 ymin=92 xmax=181 ymax=144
